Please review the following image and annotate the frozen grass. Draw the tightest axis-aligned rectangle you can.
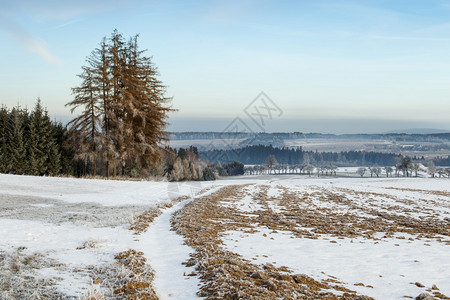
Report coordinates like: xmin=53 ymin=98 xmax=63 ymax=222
xmin=0 ymin=193 xmax=150 ymax=228
xmin=172 ymin=185 xmax=368 ymax=299
xmin=172 ymin=181 xmax=450 ymax=299
xmin=81 ymin=287 xmax=106 ymax=300
xmin=0 ymin=247 xmax=65 ymax=299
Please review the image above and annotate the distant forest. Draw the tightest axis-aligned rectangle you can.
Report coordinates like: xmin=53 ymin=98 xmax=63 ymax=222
xmin=201 ymin=145 xmax=406 ymax=167
xmin=171 ymin=131 xmax=450 ymax=141
xmin=434 ymin=155 xmax=450 ymax=166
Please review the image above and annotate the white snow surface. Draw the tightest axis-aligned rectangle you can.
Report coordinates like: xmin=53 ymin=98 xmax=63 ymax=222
xmin=0 ymin=174 xmax=219 ymax=297
xmin=136 ymin=187 xmax=224 ymax=299
xmin=222 ymin=177 xmax=450 ymax=299
xmin=0 ymin=174 xmax=209 ymax=206
xmin=1 ymin=173 xmax=449 ymax=298
xmin=223 ymin=229 xmax=449 ymax=299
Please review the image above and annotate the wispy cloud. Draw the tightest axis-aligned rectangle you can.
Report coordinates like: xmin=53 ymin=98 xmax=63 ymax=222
xmin=53 ymin=18 xmax=83 ymax=29
xmin=0 ymin=17 xmax=60 ymax=64
xmin=369 ymin=35 xmax=450 ymax=41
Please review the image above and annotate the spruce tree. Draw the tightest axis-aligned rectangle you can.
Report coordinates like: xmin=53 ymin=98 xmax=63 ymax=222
xmin=54 ymin=122 xmax=74 ymax=175
xmin=43 ymin=109 xmax=61 ymax=175
xmin=29 ymin=99 xmax=49 ymax=175
xmin=8 ymin=107 xmax=27 ymax=174
xmin=0 ymin=106 xmax=10 ymax=173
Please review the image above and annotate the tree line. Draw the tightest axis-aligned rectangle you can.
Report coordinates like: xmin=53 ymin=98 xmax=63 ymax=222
xmin=244 ymin=155 xmax=450 ymax=178
xmin=162 ymin=146 xmax=215 ymax=181
xmin=434 ymin=155 xmax=450 ymax=166
xmin=201 ymin=144 xmax=403 ymax=167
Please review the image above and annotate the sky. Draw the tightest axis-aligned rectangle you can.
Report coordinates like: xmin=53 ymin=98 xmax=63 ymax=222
xmin=1 ymin=0 xmax=450 ymax=134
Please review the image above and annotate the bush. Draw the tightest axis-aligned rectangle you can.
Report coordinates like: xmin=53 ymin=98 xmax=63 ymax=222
xmin=202 ymin=167 xmax=216 ymax=181
xmin=224 ymin=161 xmax=245 ymax=176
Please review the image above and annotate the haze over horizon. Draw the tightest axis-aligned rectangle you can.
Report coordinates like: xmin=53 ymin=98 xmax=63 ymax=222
xmin=1 ymin=0 xmax=450 ymax=133
xmin=167 ymin=118 xmax=450 ymax=135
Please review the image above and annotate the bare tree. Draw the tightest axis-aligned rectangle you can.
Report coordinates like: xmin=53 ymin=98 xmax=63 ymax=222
xmin=305 ymin=164 xmax=314 ymax=176
xmin=412 ymin=163 xmax=421 ymax=177
xmin=436 ymin=167 xmax=446 ymax=178
xmin=370 ymin=166 xmax=381 ymax=177
xmin=398 ymin=156 xmax=413 ymax=177
xmin=66 ymin=66 xmax=102 ymax=176
xmin=357 ymin=167 xmax=367 ymax=177
xmin=427 ymin=161 xmax=436 ymax=178
xmin=265 ymin=155 xmax=278 ymax=174
xmin=384 ymin=166 xmax=393 ymax=177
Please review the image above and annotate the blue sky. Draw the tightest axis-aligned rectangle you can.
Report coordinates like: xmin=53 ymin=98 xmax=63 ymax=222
xmin=1 ymin=0 xmax=450 ymax=133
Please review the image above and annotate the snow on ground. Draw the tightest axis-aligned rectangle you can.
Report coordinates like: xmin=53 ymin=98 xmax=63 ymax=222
xmin=136 ymin=199 xmax=201 ymax=299
xmin=223 ymin=229 xmax=449 ymax=299
xmin=0 ymin=174 xmax=219 ymax=298
xmin=1 ymin=173 xmax=449 ymax=298
xmin=219 ymin=177 xmax=450 ymax=299
xmin=0 ymin=218 xmax=135 ymax=296
xmin=135 ymin=186 xmax=224 ymax=300
xmin=0 ymin=174 xmax=212 ymax=206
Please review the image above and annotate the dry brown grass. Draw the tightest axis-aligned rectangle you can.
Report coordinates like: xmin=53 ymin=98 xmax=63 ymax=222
xmin=113 ymin=249 xmax=158 ymax=299
xmin=257 ymin=185 xmax=450 ymax=242
xmin=129 ymin=201 xmax=176 ymax=235
xmin=129 ymin=190 xmax=216 ymax=235
xmin=172 ymin=185 xmax=372 ymax=299
xmin=170 ymin=182 xmax=450 ymax=299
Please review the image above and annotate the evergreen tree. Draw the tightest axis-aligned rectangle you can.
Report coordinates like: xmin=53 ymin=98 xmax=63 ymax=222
xmin=54 ymin=122 xmax=74 ymax=175
xmin=29 ymin=99 xmax=49 ymax=175
xmin=47 ymin=138 xmax=61 ymax=175
xmin=42 ymin=109 xmax=61 ymax=175
xmin=27 ymin=99 xmax=62 ymax=176
xmin=8 ymin=107 xmax=27 ymax=174
xmin=0 ymin=106 xmax=10 ymax=173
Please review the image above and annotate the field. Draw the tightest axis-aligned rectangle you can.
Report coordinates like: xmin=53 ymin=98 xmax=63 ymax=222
xmin=0 ymin=174 xmax=449 ymax=299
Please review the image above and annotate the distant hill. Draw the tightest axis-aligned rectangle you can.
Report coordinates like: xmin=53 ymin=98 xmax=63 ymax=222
xmin=384 ymin=128 xmax=450 ymax=134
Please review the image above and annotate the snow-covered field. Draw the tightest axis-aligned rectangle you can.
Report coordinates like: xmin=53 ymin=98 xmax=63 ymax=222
xmin=0 ymin=174 xmax=449 ymax=299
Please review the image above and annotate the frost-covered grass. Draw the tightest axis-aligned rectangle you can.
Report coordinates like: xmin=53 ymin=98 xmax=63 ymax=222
xmin=0 ymin=174 xmax=218 ymax=298
xmin=0 ymin=247 xmax=63 ymax=299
